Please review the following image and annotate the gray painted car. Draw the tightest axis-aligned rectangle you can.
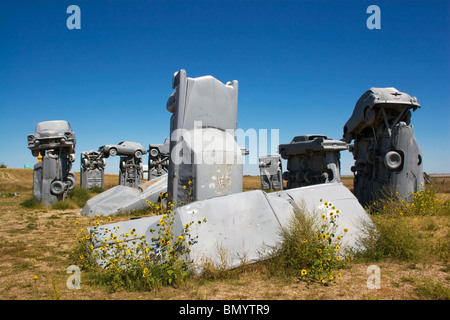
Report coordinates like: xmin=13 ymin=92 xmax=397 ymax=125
xmin=27 ymin=120 xmax=76 ymax=156
xmin=99 ymin=141 xmax=147 ymax=158
xmin=279 ymin=135 xmax=347 ymax=188
xmin=343 ymin=87 xmax=424 ymax=206
xmin=343 ymin=87 xmax=420 ymax=143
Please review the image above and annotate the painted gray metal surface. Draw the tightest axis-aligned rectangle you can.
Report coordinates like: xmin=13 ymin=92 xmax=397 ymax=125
xmin=166 ymin=69 xmax=242 ymax=205
xmin=81 ymin=173 xmax=167 ymax=216
xmin=259 ymin=155 xmax=283 ymax=190
xmin=99 ymin=141 xmax=146 ymax=159
xmin=99 ymin=141 xmax=147 ymax=188
xmin=28 ymin=120 xmax=77 ymax=206
xmin=343 ymin=87 xmax=420 ymax=143
xmin=344 ymin=87 xmax=424 ymax=206
xmin=279 ymin=135 xmax=347 ymax=189
xmin=84 ymin=70 xmax=376 ymax=273
xmin=27 ymin=120 xmax=76 ymax=156
xmin=33 ymin=156 xmax=59 ymax=206
xmin=90 ymin=182 xmax=373 ymax=272
xmin=118 ymin=155 xmax=143 ymax=188
xmin=80 ymin=150 xmax=105 ymax=189
xmin=148 ymin=138 xmax=170 ymax=180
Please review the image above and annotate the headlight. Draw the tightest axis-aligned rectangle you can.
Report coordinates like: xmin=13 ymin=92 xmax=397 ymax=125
xmin=384 ymin=151 xmax=402 ymax=170
xmin=150 ymin=149 xmax=159 ymax=157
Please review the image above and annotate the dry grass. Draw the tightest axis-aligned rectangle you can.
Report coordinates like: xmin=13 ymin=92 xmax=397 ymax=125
xmin=0 ymin=168 xmax=449 ymax=300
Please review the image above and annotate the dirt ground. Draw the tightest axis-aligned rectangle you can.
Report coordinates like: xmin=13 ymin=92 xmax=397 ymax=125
xmin=0 ymin=168 xmax=449 ymax=300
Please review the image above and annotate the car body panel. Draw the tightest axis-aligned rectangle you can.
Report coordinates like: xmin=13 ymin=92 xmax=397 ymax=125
xmin=99 ymin=141 xmax=146 ymax=158
xmin=27 ymin=120 xmax=76 ymax=154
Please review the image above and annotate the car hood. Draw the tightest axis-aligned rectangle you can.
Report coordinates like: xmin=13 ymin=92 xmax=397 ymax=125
xmin=36 ymin=130 xmax=62 ymax=138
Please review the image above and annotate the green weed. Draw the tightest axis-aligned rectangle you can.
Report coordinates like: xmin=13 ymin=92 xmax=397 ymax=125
xmin=268 ymin=200 xmax=350 ymax=285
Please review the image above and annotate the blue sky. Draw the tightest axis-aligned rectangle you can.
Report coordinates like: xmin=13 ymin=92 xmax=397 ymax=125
xmin=1 ymin=0 xmax=449 ymax=175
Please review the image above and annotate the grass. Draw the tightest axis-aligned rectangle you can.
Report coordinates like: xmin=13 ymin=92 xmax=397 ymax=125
xmin=20 ymin=186 xmax=101 ymax=210
xmin=356 ymin=186 xmax=450 ymax=265
xmin=414 ymin=278 xmax=450 ymax=300
xmin=0 ymin=168 xmax=449 ymax=300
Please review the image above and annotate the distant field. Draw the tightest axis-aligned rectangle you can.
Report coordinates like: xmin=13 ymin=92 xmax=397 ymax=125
xmin=3 ymin=168 xmax=447 ymax=194
xmin=0 ymin=169 xmax=120 ymax=193
xmin=0 ymin=168 xmax=448 ymax=300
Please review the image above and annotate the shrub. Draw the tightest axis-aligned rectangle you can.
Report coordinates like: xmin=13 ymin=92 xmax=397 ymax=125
xmin=88 ymin=186 xmax=104 ymax=194
xmin=70 ymin=190 xmax=205 ymax=291
xmin=414 ymin=279 xmax=450 ymax=300
xmin=20 ymin=187 xmax=92 ymax=209
xmin=357 ymin=214 xmax=422 ymax=263
xmin=368 ymin=186 xmax=449 ymax=217
xmin=269 ymin=200 xmax=350 ymax=285
xmin=358 ymin=186 xmax=450 ymax=263
xmin=51 ymin=200 xmax=76 ymax=210
xmin=69 ymin=187 xmax=91 ymax=208
xmin=20 ymin=196 xmax=43 ymax=209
